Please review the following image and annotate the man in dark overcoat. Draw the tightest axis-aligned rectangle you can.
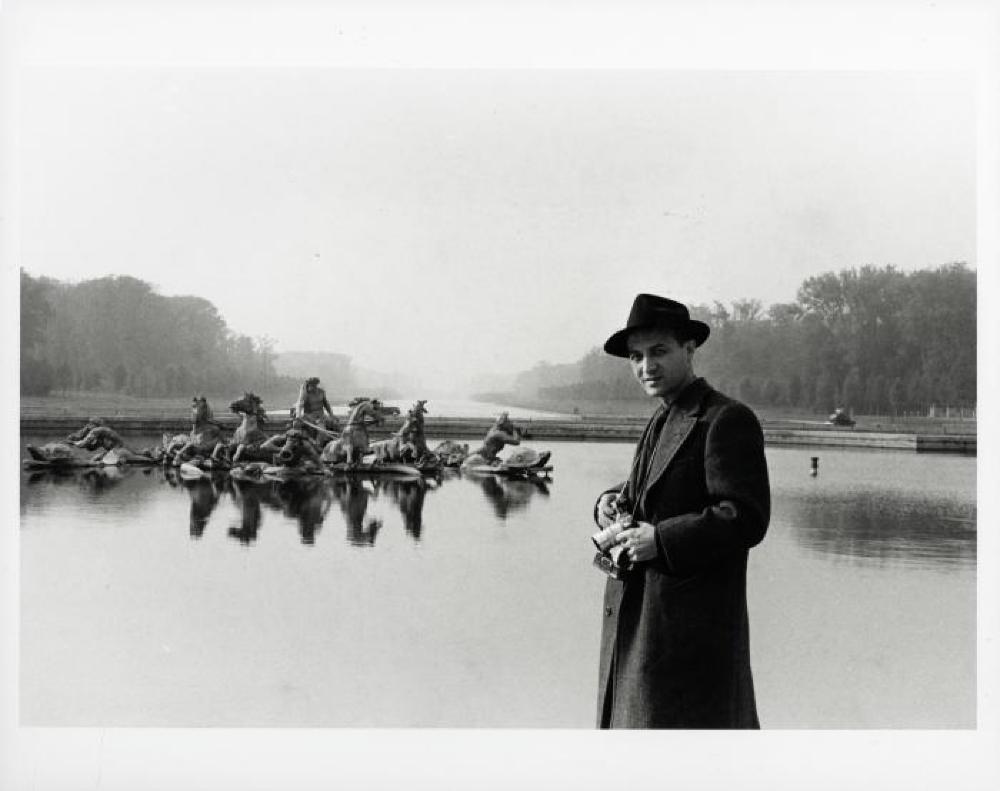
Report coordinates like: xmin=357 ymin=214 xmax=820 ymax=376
xmin=593 ymin=293 xmax=770 ymax=728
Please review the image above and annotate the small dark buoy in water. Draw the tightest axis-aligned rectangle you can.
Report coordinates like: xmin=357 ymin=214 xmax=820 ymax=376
xmin=810 ymin=456 xmax=819 ymax=477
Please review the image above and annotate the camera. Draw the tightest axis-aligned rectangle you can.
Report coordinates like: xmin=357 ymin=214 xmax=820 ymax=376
xmin=591 ymin=496 xmax=635 ymax=579
xmin=591 ymin=516 xmax=630 ymax=554
xmin=591 ymin=493 xmax=633 ymax=551
xmin=592 ymin=543 xmax=633 ymax=580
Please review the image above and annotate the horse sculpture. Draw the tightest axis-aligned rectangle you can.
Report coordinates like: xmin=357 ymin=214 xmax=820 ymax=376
xmin=73 ymin=425 xmax=124 ymax=451
xmin=367 ymin=400 xmax=438 ymax=468
xmin=171 ymin=396 xmax=226 ymax=465
xmin=73 ymin=424 xmax=157 ymax=464
xmin=26 ymin=418 xmax=116 ymax=466
xmin=24 ymin=440 xmax=103 ymax=467
xmin=405 ymin=400 xmax=431 ymax=458
xmin=321 ymin=398 xmax=385 ymax=465
xmin=212 ymin=392 xmax=270 ymax=465
xmin=368 ymin=415 xmax=419 ymax=464
xmin=66 ymin=417 xmax=107 ymax=443
xmin=25 ymin=421 xmax=154 ymax=467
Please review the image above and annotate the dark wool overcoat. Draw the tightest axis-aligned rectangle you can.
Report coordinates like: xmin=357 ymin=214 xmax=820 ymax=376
xmin=595 ymin=377 xmax=770 ymax=729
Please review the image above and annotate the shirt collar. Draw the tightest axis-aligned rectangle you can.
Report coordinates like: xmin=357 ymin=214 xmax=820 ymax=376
xmin=661 ymin=376 xmax=708 ymax=415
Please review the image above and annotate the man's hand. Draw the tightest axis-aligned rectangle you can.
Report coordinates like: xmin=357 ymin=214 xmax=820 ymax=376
xmin=596 ymin=493 xmax=619 ymax=528
xmin=616 ymin=522 xmax=657 ymax=562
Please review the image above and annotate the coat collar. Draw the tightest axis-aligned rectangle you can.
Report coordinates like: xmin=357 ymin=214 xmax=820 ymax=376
xmin=663 ymin=376 xmax=711 ymax=418
xmin=638 ymin=378 xmax=711 ymax=509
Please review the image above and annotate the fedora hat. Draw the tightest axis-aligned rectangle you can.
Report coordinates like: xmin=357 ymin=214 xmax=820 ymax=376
xmin=603 ymin=293 xmax=710 ymax=357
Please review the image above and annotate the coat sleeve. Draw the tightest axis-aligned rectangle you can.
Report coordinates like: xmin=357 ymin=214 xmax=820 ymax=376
xmin=653 ymin=402 xmax=770 ymax=576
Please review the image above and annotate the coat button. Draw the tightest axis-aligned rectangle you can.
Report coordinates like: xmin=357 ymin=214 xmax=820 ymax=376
xmin=605 ymin=607 xmax=614 ymax=617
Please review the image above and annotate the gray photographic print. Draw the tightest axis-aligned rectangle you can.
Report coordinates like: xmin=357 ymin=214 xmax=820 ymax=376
xmin=4 ymin=2 xmax=997 ymax=790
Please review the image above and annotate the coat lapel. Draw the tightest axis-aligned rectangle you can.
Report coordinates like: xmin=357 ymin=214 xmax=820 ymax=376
xmin=639 ymin=379 xmax=709 ymax=507
xmin=625 ymin=405 xmax=666 ymax=506
xmin=640 ymin=414 xmax=697 ymax=498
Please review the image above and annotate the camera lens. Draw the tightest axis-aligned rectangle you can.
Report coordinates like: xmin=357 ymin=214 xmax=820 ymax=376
xmin=591 ymin=523 xmax=621 ymax=554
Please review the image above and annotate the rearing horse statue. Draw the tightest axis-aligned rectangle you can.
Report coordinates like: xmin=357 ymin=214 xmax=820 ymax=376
xmin=321 ymin=398 xmax=385 ymax=465
xmin=212 ymin=392 xmax=270 ymax=465
xmin=172 ymin=396 xmax=226 ymax=465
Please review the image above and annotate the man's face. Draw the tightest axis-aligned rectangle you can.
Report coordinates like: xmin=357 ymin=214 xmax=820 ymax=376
xmin=626 ymin=328 xmax=695 ymax=400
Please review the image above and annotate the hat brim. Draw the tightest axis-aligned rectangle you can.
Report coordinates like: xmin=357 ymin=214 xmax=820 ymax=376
xmin=603 ymin=319 xmax=710 ymax=357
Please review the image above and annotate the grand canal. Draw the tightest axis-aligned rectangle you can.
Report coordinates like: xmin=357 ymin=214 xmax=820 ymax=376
xmin=19 ymin=439 xmax=975 ymax=728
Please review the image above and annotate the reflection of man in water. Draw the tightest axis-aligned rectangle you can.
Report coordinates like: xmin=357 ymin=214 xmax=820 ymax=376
xmin=593 ymin=293 xmax=770 ymax=729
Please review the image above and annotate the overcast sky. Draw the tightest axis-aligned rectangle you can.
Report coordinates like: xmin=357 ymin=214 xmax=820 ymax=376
xmin=9 ymin=2 xmax=979 ymax=395
xmin=18 ymin=68 xmax=975 ymax=390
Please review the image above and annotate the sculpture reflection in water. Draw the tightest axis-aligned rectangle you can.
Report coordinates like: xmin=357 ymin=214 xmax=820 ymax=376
xmin=372 ymin=476 xmax=437 ymax=541
xmin=787 ymin=490 xmax=976 ymax=569
xmin=23 ymin=462 xmax=552 ymax=546
xmin=224 ymin=477 xmax=332 ymax=545
xmin=463 ymin=470 xmax=550 ymax=520
xmin=229 ymin=480 xmax=263 ymax=544
xmin=159 ymin=466 xmax=234 ymax=539
xmin=23 ymin=465 xmax=142 ymax=497
xmin=181 ymin=475 xmax=227 ymax=539
xmin=332 ymin=479 xmax=383 ymax=546
xmin=220 ymin=474 xmax=438 ymax=547
xmin=278 ymin=478 xmax=334 ymax=545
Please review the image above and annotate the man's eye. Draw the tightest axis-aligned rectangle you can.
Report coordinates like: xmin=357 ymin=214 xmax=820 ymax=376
xmin=628 ymin=354 xmax=641 ymax=362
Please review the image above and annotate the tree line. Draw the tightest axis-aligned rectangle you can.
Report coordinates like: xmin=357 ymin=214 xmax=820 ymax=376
xmin=503 ymin=263 xmax=976 ymax=415
xmin=20 ymin=272 xmax=284 ymax=397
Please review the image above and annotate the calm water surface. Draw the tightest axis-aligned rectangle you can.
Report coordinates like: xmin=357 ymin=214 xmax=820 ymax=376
xmin=20 ymin=437 xmax=975 ymax=728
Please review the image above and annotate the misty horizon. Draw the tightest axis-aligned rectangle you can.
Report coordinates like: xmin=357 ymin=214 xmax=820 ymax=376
xmin=21 ymin=261 xmax=976 ymax=407
xmin=18 ymin=69 xmax=975 ymax=394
